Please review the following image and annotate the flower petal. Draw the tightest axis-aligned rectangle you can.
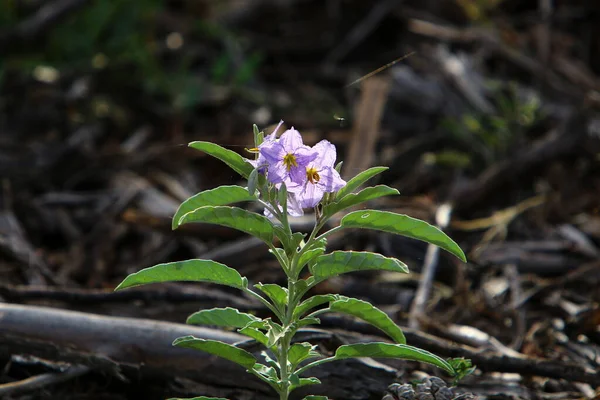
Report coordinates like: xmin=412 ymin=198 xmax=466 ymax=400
xmin=317 ymin=166 xmax=346 ymax=193
xmin=266 ymin=120 xmax=284 ymax=141
xmin=294 ymin=145 xmax=318 ymax=166
xmin=312 ymin=140 xmax=337 ymax=168
xmin=279 ymin=128 xmax=304 ymax=152
xmin=287 ymin=193 xmax=304 ymax=217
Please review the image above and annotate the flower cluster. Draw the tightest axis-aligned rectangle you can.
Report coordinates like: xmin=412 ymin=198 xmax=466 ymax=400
xmin=252 ymin=121 xmax=346 ymax=216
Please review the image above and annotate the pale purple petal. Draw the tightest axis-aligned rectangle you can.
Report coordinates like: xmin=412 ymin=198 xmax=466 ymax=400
xmin=312 ymin=140 xmax=337 ymax=168
xmin=266 ymin=120 xmax=284 ymax=141
xmin=288 ymin=164 xmax=307 ymax=185
xmin=316 ymin=166 xmax=346 ymax=193
xmin=279 ymin=129 xmax=304 ymax=153
xmin=259 ymin=141 xmax=285 ymax=164
xmin=294 ymin=145 xmax=318 ymax=167
xmin=266 ymin=162 xmax=288 ymax=184
xmin=287 ymin=193 xmax=304 ymax=217
xmin=298 ymin=180 xmax=325 ymax=208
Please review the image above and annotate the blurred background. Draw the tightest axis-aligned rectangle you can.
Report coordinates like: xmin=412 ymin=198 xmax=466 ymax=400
xmin=1 ymin=0 xmax=600 ymax=399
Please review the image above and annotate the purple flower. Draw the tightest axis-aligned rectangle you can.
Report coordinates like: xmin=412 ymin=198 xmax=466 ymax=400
xmin=247 ymin=120 xmax=284 ymax=170
xmin=264 ymin=191 xmax=304 ymax=218
xmin=288 ymin=140 xmax=346 ymax=208
xmin=259 ymin=128 xmax=317 ymax=185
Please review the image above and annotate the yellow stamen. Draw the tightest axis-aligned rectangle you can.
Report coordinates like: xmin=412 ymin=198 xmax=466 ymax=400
xmin=283 ymin=153 xmax=298 ymax=171
xmin=306 ymin=167 xmax=320 ymax=184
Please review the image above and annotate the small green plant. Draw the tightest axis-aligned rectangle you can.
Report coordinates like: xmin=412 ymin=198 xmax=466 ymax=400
xmin=438 ymin=82 xmax=542 ymax=169
xmin=115 ymin=122 xmax=471 ymax=400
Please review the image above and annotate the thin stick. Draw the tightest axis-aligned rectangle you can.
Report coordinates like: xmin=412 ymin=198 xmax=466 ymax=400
xmin=409 ymin=203 xmax=453 ymax=329
xmin=0 ymin=365 xmax=90 ymax=396
xmin=345 ymin=52 xmax=415 ymax=88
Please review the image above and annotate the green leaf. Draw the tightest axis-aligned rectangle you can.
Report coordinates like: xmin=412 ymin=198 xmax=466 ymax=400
xmin=255 ymin=283 xmax=288 ymax=311
xmin=329 ymin=297 xmax=406 ymax=344
xmin=264 ymin=319 xmax=285 ymax=347
xmin=340 ymin=210 xmax=467 ymax=262
xmin=297 ymin=246 xmax=326 ymax=271
xmin=114 ymin=259 xmax=246 ymax=291
xmin=247 ymin=168 xmax=259 ymax=196
xmin=294 ymin=295 xmax=337 ymax=318
xmin=179 ymin=206 xmax=274 ymax=244
xmin=172 ymin=186 xmax=256 ymax=229
xmin=334 ymin=342 xmax=454 ymax=375
xmin=278 ymin=182 xmax=288 ymax=212
xmin=311 ymin=251 xmax=408 ymax=283
xmin=189 ymin=141 xmax=253 ymax=178
xmin=187 ymin=307 xmax=261 ymax=328
xmin=303 ymin=396 xmax=328 ymax=400
xmin=288 ymin=342 xmax=320 ymax=368
xmin=173 ymin=336 xmax=256 ymax=369
xmin=297 ymin=317 xmax=321 ymax=328
xmin=324 ymin=185 xmax=399 ymax=216
xmin=290 ymin=376 xmax=321 ymax=391
xmin=253 ymin=124 xmax=261 ymax=145
xmin=238 ymin=326 xmax=269 ymax=347
xmin=336 ymin=166 xmax=388 ymax=200
xmin=252 ymin=362 xmax=279 ymax=383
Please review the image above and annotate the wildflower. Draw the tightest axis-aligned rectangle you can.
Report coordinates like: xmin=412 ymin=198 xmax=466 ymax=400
xmin=264 ymin=191 xmax=304 ymax=218
xmin=259 ymin=128 xmax=317 ymax=185
xmin=288 ymin=140 xmax=346 ymax=208
xmin=247 ymin=120 xmax=284 ymax=170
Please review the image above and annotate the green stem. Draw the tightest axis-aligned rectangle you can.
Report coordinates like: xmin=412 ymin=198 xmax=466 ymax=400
xmin=315 ymin=225 xmax=342 ymax=242
xmin=295 ymin=356 xmax=336 ymax=376
xmin=243 ymin=288 xmax=283 ymax=321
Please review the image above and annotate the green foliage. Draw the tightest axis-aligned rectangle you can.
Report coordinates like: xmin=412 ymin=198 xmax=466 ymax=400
xmin=187 ymin=308 xmax=261 ymax=329
xmin=329 ymin=297 xmax=406 ymax=344
xmin=335 ymin=166 xmax=388 ymax=200
xmin=324 ymin=185 xmax=399 ymax=216
xmin=172 ymin=186 xmax=256 ymax=229
xmin=439 ymin=82 xmax=542 ymax=170
xmin=310 ymin=251 xmax=408 ymax=283
xmin=188 ymin=142 xmax=254 ymax=179
xmin=340 ymin=210 xmax=467 ymax=262
xmin=333 ymin=343 xmax=454 ymax=374
xmin=115 ymin=127 xmax=470 ymax=400
xmin=178 ymin=206 xmax=274 ymax=244
xmin=173 ymin=337 xmax=256 ymax=369
xmin=114 ymin=259 xmax=247 ymax=290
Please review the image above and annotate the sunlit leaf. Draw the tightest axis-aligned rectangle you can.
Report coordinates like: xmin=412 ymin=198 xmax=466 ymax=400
xmin=247 ymin=168 xmax=259 ymax=196
xmin=288 ymin=342 xmax=320 ymax=368
xmin=324 ymin=185 xmax=399 ymax=216
xmin=311 ymin=251 xmax=408 ymax=283
xmin=334 ymin=342 xmax=454 ymax=374
xmin=335 ymin=166 xmax=388 ymax=200
xmin=255 ymin=283 xmax=288 ymax=311
xmin=187 ymin=307 xmax=261 ymax=328
xmin=115 ymin=259 xmax=246 ymax=291
xmin=293 ymin=295 xmax=337 ymax=318
xmin=329 ymin=297 xmax=405 ymax=344
xmin=290 ymin=375 xmax=321 ymax=391
xmin=172 ymin=186 xmax=256 ymax=229
xmin=179 ymin=206 xmax=274 ymax=244
xmin=252 ymin=363 xmax=279 ymax=385
xmin=238 ymin=326 xmax=269 ymax=347
xmin=173 ymin=336 xmax=256 ymax=369
xmin=189 ymin=141 xmax=253 ymax=178
xmin=340 ymin=210 xmax=467 ymax=262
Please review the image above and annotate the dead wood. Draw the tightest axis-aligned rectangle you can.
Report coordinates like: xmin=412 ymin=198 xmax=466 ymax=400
xmin=0 ymin=303 xmax=396 ymax=399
